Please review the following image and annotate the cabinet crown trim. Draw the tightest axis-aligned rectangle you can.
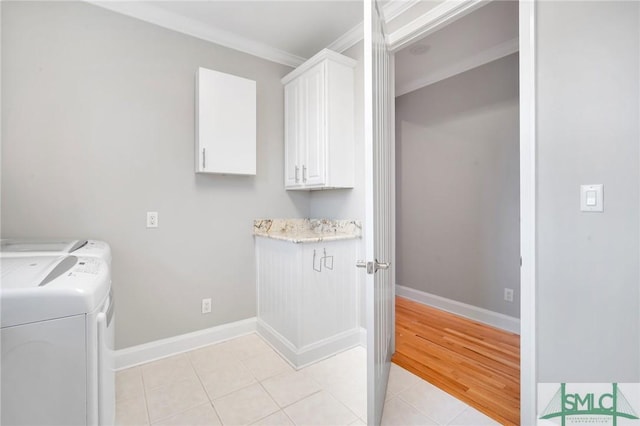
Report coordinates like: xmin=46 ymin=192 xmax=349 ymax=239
xmin=281 ymin=48 xmax=357 ymax=85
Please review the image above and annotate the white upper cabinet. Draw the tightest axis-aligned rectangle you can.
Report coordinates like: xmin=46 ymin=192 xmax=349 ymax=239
xmin=195 ymin=67 xmax=256 ymax=175
xmin=282 ymin=50 xmax=356 ymax=190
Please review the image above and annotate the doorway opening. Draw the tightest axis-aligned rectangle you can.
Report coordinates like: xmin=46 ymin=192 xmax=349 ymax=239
xmin=391 ymin=1 xmax=521 ymax=424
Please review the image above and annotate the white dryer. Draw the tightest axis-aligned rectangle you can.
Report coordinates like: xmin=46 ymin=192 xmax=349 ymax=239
xmin=0 ymin=239 xmax=112 ymax=265
xmin=1 ymin=255 xmax=115 ymax=426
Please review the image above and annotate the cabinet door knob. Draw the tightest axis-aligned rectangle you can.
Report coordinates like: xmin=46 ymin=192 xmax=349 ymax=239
xmin=295 ymin=165 xmax=300 ymax=182
xmin=202 ymin=148 xmax=206 ymax=169
xmin=302 ymin=165 xmax=307 ymax=183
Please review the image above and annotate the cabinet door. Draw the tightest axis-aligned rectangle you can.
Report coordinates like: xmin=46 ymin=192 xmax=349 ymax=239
xmin=300 ymin=242 xmax=358 ymax=347
xmin=302 ymin=62 xmax=326 ymax=187
xmin=284 ymin=80 xmax=302 ymax=187
xmin=196 ymin=67 xmax=256 ymax=175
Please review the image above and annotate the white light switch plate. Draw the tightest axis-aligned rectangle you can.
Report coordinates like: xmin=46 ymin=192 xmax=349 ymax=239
xmin=580 ymin=184 xmax=603 ymax=212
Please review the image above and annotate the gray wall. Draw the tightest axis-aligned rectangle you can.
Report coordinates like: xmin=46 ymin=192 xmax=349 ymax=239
xmin=1 ymin=1 xmax=309 ymax=349
xmin=537 ymin=1 xmax=639 ymax=382
xmin=395 ymin=53 xmax=520 ymax=318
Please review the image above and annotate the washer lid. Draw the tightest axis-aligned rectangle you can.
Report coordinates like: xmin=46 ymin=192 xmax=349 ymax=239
xmin=1 ymin=255 xmax=111 ymax=327
xmin=73 ymin=240 xmax=112 ymax=265
xmin=1 ymin=255 xmax=64 ymax=288
xmin=0 ymin=239 xmax=87 ymax=254
xmin=0 ymin=239 xmax=111 ymax=265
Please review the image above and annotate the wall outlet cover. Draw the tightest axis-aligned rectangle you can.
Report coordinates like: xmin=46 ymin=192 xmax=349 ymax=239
xmin=201 ymin=298 xmax=212 ymax=314
xmin=504 ymin=288 xmax=514 ymax=302
xmin=146 ymin=211 xmax=159 ymax=228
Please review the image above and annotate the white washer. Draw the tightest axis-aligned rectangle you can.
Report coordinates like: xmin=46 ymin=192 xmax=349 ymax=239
xmin=0 ymin=239 xmax=112 ymax=265
xmin=1 ymin=255 xmax=115 ymax=426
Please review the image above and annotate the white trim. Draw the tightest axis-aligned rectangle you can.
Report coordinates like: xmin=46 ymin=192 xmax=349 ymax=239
xmin=0 ymin=0 xmax=2 ymax=212
xmin=383 ymin=0 xmax=422 ymax=23
xmin=396 ymin=285 xmax=521 ymax=334
xmin=256 ymin=320 xmax=362 ymax=370
xmin=327 ymin=22 xmax=363 ymax=55
xmin=396 ymin=37 xmax=519 ymax=97
xmin=84 ymin=0 xmax=490 ymax=69
xmin=359 ymin=327 xmax=367 ymax=347
xmin=363 ymin=3 xmax=376 ymax=422
xmin=281 ymin=48 xmax=357 ymax=85
xmin=519 ymin=0 xmax=537 ymax=424
xmin=327 ymin=0 xmax=420 ymax=55
xmin=85 ymin=0 xmax=490 ymax=68
xmin=114 ymin=318 xmax=257 ymax=370
xmin=387 ymin=0 xmax=488 ymax=52
xmin=390 ymin=53 xmax=397 ymax=355
xmin=87 ymin=1 xmax=305 ymax=68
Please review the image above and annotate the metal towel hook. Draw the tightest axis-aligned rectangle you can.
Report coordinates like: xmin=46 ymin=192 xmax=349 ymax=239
xmin=323 ymin=248 xmax=333 ymax=270
xmin=313 ymin=248 xmax=334 ymax=272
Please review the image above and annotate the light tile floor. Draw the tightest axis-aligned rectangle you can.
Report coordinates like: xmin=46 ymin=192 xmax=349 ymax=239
xmin=116 ymin=333 xmax=500 ymax=426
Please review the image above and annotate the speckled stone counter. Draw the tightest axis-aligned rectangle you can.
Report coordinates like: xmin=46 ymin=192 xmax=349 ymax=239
xmin=253 ymin=218 xmax=361 ymax=243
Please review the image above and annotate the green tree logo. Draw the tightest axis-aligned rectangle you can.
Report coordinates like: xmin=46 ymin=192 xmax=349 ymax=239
xmin=540 ymin=383 xmax=639 ymax=425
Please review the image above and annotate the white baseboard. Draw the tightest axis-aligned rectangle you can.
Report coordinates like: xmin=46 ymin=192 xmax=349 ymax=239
xmin=396 ymin=285 xmax=520 ymax=334
xmin=358 ymin=327 xmax=367 ymax=347
xmin=257 ymin=320 xmax=362 ymax=369
xmin=115 ymin=317 xmax=257 ymax=370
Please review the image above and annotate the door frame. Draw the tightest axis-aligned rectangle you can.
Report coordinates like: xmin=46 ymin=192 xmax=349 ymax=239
xmin=385 ymin=0 xmax=537 ymax=424
xmin=363 ymin=1 xmax=396 ymax=423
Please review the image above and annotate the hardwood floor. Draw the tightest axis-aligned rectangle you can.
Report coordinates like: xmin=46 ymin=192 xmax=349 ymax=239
xmin=392 ymin=296 xmax=520 ymax=426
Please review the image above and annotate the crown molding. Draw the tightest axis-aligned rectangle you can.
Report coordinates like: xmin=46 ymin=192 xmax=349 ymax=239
xmin=281 ymin=48 xmax=358 ymax=85
xmin=383 ymin=0 xmax=422 ymax=22
xmin=87 ymin=0 xmax=484 ymax=70
xmin=326 ymin=21 xmax=364 ymax=54
xmin=396 ymin=37 xmax=519 ymax=97
xmin=87 ymin=1 xmax=305 ymax=68
xmin=327 ymin=0 xmax=421 ymax=55
xmin=388 ymin=0 xmax=488 ymax=52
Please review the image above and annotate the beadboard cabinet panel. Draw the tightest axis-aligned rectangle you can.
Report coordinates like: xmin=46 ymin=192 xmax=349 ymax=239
xmin=255 ymin=236 xmax=360 ymax=368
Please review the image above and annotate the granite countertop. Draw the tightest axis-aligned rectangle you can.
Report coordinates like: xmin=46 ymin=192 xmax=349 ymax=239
xmin=254 ymin=218 xmax=361 ymax=243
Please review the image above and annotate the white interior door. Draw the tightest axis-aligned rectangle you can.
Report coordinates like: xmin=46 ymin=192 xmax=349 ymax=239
xmin=362 ymin=0 xmax=394 ymax=424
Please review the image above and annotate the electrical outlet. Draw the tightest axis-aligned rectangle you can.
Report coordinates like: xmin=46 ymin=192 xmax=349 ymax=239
xmin=504 ymin=288 xmax=514 ymax=303
xmin=201 ymin=298 xmax=212 ymax=314
xmin=146 ymin=211 xmax=158 ymax=228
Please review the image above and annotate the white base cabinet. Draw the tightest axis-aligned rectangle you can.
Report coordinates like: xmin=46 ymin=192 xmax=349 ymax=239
xmin=255 ymin=237 xmax=360 ymax=368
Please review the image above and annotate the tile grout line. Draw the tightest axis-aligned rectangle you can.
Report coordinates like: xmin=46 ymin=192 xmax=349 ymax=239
xmin=192 ymin=338 xmax=284 ymax=424
xmin=249 ymin=381 xmax=287 ymax=425
xmin=323 ymin=387 xmax=364 ymax=423
xmin=139 ymin=367 xmax=152 ymax=426
xmin=143 ymin=356 xmax=209 ymax=425
xmin=186 ymin=351 xmax=225 ymax=426
xmin=120 ymin=335 xmax=369 ymax=426
xmin=394 ymin=381 xmax=443 ymax=426
xmin=255 ymin=367 xmax=330 ymax=419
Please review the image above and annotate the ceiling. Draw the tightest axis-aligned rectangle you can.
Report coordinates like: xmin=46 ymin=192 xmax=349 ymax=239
xmin=91 ymin=0 xmax=364 ymax=67
xmin=91 ymin=0 xmax=518 ymax=95
xmin=152 ymin=1 xmax=362 ymax=59
xmin=395 ymin=0 xmax=519 ymax=96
